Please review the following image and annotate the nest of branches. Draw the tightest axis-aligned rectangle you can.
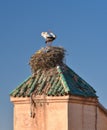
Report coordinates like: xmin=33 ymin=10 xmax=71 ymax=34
xmin=29 ymin=46 xmax=65 ymax=73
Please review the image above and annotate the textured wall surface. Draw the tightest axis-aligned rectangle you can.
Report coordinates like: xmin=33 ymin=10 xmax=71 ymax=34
xmin=97 ymin=106 xmax=107 ymax=130
xmin=11 ymin=96 xmax=107 ymax=130
xmin=68 ymin=103 xmax=96 ymax=130
xmin=11 ymin=96 xmax=68 ymax=130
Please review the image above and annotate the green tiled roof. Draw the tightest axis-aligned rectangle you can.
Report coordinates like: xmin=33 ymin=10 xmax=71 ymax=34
xmin=10 ymin=65 xmax=97 ymax=98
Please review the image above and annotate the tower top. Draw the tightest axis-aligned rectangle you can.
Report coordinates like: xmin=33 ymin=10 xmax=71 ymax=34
xmin=10 ymin=46 xmax=97 ymax=98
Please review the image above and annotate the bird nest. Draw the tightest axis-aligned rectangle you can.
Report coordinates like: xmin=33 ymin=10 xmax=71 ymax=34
xmin=29 ymin=46 xmax=65 ymax=73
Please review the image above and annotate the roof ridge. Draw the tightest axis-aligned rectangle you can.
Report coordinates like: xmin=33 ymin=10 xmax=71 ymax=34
xmin=57 ymin=66 xmax=70 ymax=93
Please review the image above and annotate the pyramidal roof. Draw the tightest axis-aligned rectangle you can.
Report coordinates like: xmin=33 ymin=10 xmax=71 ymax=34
xmin=10 ymin=46 xmax=97 ymax=98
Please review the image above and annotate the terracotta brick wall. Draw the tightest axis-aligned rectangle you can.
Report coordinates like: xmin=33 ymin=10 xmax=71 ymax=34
xmin=11 ymin=96 xmax=107 ymax=130
xmin=11 ymin=97 xmax=68 ymax=130
xmin=97 ymin=106 xmax=107 ymax=130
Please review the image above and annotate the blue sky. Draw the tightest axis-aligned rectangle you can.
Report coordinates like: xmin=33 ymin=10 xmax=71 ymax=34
xmin=0 ymin=0 xmax=107 ymax=130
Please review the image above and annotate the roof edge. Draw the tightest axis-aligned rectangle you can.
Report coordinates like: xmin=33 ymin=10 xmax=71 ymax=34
xmin=10 ymin=76 xmax=31 ymax=96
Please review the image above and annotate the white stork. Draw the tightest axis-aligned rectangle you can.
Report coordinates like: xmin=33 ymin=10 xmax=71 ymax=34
xmin=41 ymin=31 xmax=56 ymax=45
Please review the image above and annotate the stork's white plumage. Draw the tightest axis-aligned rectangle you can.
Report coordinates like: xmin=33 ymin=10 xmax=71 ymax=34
xmin=41 ymin=31 xmax=56 ymax=45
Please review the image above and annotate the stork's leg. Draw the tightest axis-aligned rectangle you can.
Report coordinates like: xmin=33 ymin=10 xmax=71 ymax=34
xmin=46 ymin=42 xmax=52 ymax=46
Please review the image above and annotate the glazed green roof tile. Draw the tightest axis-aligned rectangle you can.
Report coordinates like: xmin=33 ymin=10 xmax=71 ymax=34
xmin=10 ymin=65 xmax=97 ymax=98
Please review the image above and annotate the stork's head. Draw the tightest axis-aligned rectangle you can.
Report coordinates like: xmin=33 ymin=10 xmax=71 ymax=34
xmin=41 ymin=32 xmax=49 ymax=39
